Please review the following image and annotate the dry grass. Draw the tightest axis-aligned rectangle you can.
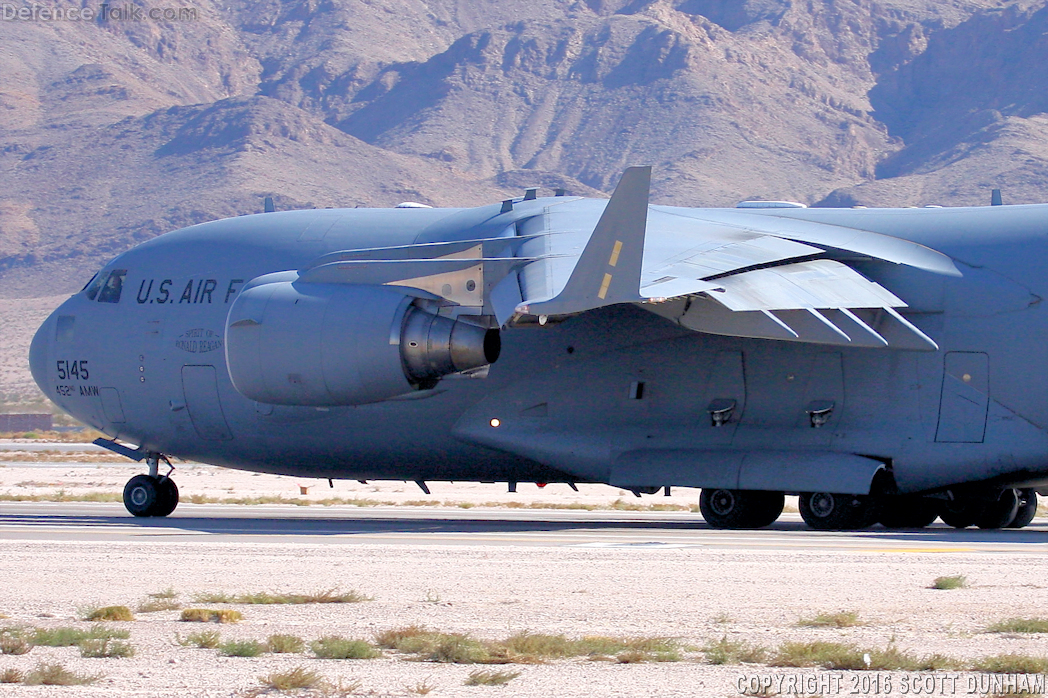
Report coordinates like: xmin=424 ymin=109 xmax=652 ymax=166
xmin=465 ymin=669 xmax=520 ymax=686
xmin=702 ymin=636 xmax=768 ymax=665
xmin=137 ymin=598 xmax=181 ymax=613
xmin=22 ymin=662 xmax=102 ymax=685
xmin=931 ymin=575 xmax=968 ymax=590
xmin=970 ymin=653 xmax=1048 ymax=673
xmin=0 ymin=668 xmax=23 ymax=683
xmin=770 ymin=641 xmax=866 ymax=670
xmin=408 ymin=679 xmax=436 ymax=694
xmin=770 ymin=640 xmax=960 ymax=671
xmin=0 ymin=488 xmax=699 ymax=512
xmin=266 ymin=634 xmax=305 ymax=654
xmin=0 ymin=627 xmax=31 ymax=655
xmin=180 ymin=608 xmax=242 ymax=623
xmin=82 ymin=605 xmax=134 ymax=622
xmin=259 ymin=666 xmax=325 ymax=690
xmin=79 ymin=637 xmax=135 ymax=658
xmin=310 ymin=636 xmax=381 ymax=660
xmin=32 ymin=624 xmax=128 ymax=647
xmin=0 ymin=429 xmax=105 ymax=442
xmin=148 ymin=587 xmax=178 ymax=600
xmin=0 ymin=491 xmax=123 ymax=502
xmin=376 ymin=626 xmax=684 ymax=664
xmin=219 ymin=639 xmax=266 ymax=657
xmin=176 ymin=629 xmax=221 ymax=648
xmin=797 ymin=610 xmax=863 ymax=628
xmin=986 ymin=618 xmax=1048 ymax=634
xmin=192 ymin=588 xmax=370 ymax=605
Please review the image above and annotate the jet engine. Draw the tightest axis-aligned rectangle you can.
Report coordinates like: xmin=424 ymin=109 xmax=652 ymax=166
xmin=225 ymin=280 xmax=499 ymax=406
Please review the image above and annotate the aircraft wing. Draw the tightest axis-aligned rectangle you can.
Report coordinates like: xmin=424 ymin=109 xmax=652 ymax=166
xmin=296 ymin=166 xmax=956 ymax=350
xmin=514 ymin=166 xmax=953 ymax=350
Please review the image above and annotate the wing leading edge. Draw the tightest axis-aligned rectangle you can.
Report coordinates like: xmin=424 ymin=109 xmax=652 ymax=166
xmin=294 ymin=167 xmax=954 ymax=350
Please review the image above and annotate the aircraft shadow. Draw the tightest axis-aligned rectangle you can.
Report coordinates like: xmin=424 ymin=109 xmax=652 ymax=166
xmin=1 ymin=510 xmax=1045 ymax=543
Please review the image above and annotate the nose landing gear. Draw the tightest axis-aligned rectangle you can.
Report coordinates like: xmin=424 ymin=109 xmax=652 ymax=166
xmin=123 ymin=454 xmax=179 ymax=517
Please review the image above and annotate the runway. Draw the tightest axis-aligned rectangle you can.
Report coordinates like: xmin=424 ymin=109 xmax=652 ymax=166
xmin=1 ymin=501 xmax=1045 ymax=552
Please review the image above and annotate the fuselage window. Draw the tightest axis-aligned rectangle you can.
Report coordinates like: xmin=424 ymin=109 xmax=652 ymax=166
xmin=83 ymin=273 xmax=104 ymax=301
xmin=97 ymin=270 xmax=127 ymax=304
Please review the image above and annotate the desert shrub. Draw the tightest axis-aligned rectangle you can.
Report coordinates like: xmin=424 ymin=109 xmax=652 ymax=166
xmin=311 ymin=636 xmax=381 ymax=660
xmin=180 ymin=609 xmax=241 ymax=623
xmin=177 ymin=630 xmax=221 ymax=648
xmin=465 ymin=669 xmax=519 ymax=686
xmin=260 ymin=666 xmax=325 ymax=690
xmin=702 ymin=636 xmax=767 ymax=665
xmin=22 ymin=662 xmax=101 ymax=685
xmin=971 ymin=654 xmax=1048 ymax=674
xmin=266 ymin=634 xmax=305 ymax=653
xmin=82 ymin=606 xmax=133 ymax=622
xmin=0 ymin=627 xmax=31 ymax=655
xmin=986 ymin=618 xmax=1048 ymax=634
xmin=931 ymin=575 xmax=967 ymax=590
xmin=797 ymin=611 xmax=862 ymax=628
xmin=219 ymin=639 xmax=266 ymax=657
xmin=79 ymin=638 xmax=135 ymax=658
xmin=0 ymin=668 xmax=23 ymax=683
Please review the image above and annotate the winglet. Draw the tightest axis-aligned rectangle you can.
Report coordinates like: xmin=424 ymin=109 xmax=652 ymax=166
xmin=520 ymin=166 xmax=651 ymax=316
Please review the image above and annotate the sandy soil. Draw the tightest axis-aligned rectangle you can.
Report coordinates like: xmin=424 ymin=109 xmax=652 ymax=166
xmin=1 ymin=458 xmax=1048 ymax=697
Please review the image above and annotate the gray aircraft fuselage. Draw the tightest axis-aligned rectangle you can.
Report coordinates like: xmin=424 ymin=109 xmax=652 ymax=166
xmin=28 ymin=198 xmax=1048 ymax=502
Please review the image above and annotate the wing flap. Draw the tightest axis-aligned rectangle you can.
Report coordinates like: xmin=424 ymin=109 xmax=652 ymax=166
xmin=710 ymin=259 xmax=905 ymax=312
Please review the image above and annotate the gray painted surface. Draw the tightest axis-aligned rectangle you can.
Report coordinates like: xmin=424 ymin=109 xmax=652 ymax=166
xmin=26 ymin=173 xmax=1048 ymax=500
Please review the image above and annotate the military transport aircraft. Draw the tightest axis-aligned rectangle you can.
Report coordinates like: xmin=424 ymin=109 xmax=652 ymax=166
xmin=28 ymin=167 xmax=1048 ymax=530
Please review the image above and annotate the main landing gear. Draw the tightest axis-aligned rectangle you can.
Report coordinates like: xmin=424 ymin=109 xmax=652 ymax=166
xmin=123 ymin=454 xmax=179 ymax=517
xmin=697 ymin=487 xmax=1039 ymax=531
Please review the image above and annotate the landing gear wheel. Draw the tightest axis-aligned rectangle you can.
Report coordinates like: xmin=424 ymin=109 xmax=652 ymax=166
xmin=123 ymin=475 xmax=160 ymax=517
xmin=939 ymin=502 xmax=977 ymax=529
xmin=153 ymin=478 xmax=179 ymax=518
xmin=1007 ymin=489 xmax=1038 ymax=529
xmin=799 ymin=492 xmax=877 ymax=531
xmin=699 ymin=489 xmax=785 ymax=529
xmin=977 ymin=489 xmax=1020 ymax=530
xmin=877 ymin=497 xmax=941 ymax=529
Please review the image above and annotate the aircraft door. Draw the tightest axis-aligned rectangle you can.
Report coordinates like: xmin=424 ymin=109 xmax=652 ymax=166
xmin=935 ymin=352 xmax=989 ymax=443
xmin=99 ymin=388 xmax=126 ymax=424
xmin=181 ymin=365 xmax=233 ymax=440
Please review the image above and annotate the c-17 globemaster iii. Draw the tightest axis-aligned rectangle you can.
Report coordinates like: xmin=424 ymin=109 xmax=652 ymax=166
xmin=28 ymin=167 xmax=1048 ymax=530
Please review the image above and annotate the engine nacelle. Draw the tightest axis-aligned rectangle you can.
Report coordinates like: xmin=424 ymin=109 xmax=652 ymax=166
xmin=225 ymin=280 xmax=499 ymax=406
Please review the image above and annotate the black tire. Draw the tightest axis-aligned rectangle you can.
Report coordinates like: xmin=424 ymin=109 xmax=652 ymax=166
xmin=153 ymin=478 xmax=179 ymax=517
xmin=123 ymin=474 xmax=160 ymax=517
xmin=939 ymin=502 xmax=977 ymax=529
xmin=878 ymin=497 xmax=941 ymax=529
xmin=748 ymin=491 xmax=786 ymax=528
xmin=977 ymin=489 xmax=1020 ymax=530
xmin=699 ymin=489 xmax=784 ymax=529
xmin=798 ymin=492 xmax=876 ymax=531
xmin=1007 ymin=489 xmax=1038 ymax=529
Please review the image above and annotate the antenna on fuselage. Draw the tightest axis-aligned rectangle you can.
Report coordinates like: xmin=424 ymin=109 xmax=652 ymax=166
xmin=991 ymin=189 xmax=1003 ymax=206
xmin=263 ymin=195 xmax=275 ymax=213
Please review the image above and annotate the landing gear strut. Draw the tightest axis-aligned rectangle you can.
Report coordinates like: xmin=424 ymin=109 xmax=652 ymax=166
xmin=123 ymin=454 xmax=179 ymax=517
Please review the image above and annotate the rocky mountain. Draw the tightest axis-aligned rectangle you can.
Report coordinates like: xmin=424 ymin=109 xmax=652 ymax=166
xmin=3 ymin=1 xmax=1048 ymax=400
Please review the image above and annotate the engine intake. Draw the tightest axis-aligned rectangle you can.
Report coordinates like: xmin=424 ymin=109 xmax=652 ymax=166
xmin=225 ymin=280 xmax=498 ymax=406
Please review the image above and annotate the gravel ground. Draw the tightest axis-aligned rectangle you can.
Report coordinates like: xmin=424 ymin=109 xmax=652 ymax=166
xmin=1 ymin=457 xmax=1048 ymax=697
